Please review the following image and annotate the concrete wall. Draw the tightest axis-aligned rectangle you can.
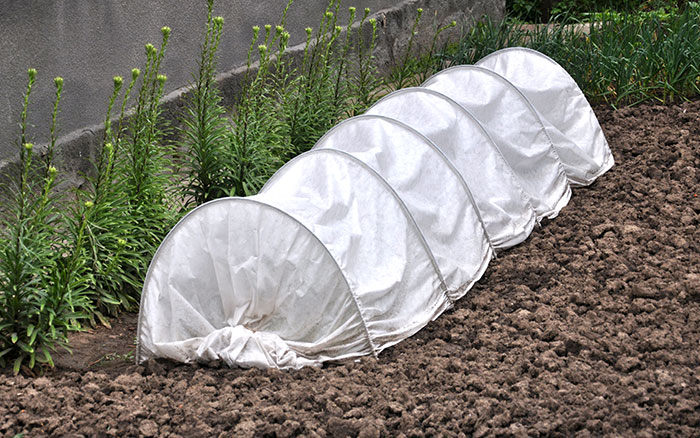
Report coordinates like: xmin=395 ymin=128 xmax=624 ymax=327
xmin=0 ymin=0 xmax=504 ymax=173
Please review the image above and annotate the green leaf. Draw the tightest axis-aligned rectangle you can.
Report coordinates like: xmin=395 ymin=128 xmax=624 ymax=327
xmin=13 ymin=356 xmax=23 ymax=375
xmin=95 ymin=311 xmax=112 ymax=329
xmin=29 ymin=327 xmax=38 ymax=346
xmin=26 ymin=324 xmax=34 ymax=338
xmin=38 ymin=347 xmax=54 ymax=367
xmin=18 ymin=342 xmax=34 ymax=354
xmin=11 ymin=333 xmax=18 ymax=344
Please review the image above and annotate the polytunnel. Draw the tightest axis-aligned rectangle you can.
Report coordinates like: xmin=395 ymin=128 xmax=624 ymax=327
xmin=304 ymin=114 xmax=494 ymax=296
xmin=476 ymin=47 xmax=614 ymax=185
xmin=365 ymin=88 xmax=537 ymax=249
xmin=136 ymin=47 xmax=614 ymax=369
xmin=422 ymin=65 xmax=572 ymax=219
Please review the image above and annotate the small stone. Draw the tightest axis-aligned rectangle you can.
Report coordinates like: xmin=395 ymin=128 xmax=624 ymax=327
xmin=629 ymin=284 xmax=661 ymax=299
xmin=622 ymin=224 xmax=641 ymax=234
xmin=139 ymin=419 xmax=158 ymax=437
xmin=142 ymin=358 xmax=165 ymax=376
xmin=615 ymin=356 xmax=641 ymax=372
xmin=358 ymin=420 xmax=381 ymax=438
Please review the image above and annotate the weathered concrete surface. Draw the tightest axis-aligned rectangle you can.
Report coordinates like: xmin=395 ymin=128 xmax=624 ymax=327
xmin=0 ymin=0 xmax=504 ymax=177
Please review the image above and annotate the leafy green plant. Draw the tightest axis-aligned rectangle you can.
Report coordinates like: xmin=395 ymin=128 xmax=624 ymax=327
xmin=388 ymin=8 xmax=425 ymax=90
xmin=0 ymin=70 xmax=90 ymax=374
xmin=447 ymin=2 xmax=700 ymax=106
xmin=346 ymin=9 xmax=381 ymax=113
xmin=66 ymin=73 xmax=142 ymax=322
xmin=225 ymin=21 xmax=293 ymax=196
xmin=283 ymin=1 xmax=347 ymax=156
xmin=176 ymin=0 xmax=465 ymax=205
xmin=114 ymin=27 xmax=178 ymax=279
xmin=386 ymin=8 xmax=458 ymax=90
xmin=179 ymin=0 xmax=229 ymax=206
xmin=506 ymin=0 xmax=683 ymax=23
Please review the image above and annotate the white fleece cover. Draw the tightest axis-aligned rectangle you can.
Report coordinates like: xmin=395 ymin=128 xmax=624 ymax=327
xmin=477 ymin=47 xmax=614 ymax=185
xmin=136 ymin=48 xmax=613 ymax=369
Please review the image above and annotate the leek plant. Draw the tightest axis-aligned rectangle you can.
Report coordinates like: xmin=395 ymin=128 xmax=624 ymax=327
xmin=448 ymin=2 xmax=700 ymax=106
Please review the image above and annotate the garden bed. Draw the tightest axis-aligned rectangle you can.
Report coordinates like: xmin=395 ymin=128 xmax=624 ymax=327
xmin=1 ymin=99 xmax=698 ymax=437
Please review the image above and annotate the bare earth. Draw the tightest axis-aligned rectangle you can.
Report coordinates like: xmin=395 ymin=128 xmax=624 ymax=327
xmin=1 ymin=99 xmax=699 ymax=437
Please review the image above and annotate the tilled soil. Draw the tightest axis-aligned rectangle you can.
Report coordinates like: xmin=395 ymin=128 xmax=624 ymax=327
xmin=1 ymin=100 xmax=699 ymax=437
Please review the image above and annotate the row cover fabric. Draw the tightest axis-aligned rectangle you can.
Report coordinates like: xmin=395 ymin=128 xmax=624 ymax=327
xmin=476 ymin=47 xmax=615 ymax=185
xmin=136 ymin=47 xmax=614 ymax=369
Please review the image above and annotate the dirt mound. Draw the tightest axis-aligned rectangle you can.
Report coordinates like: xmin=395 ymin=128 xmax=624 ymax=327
xmin=1 ymin=99 xmax=699 ymax=437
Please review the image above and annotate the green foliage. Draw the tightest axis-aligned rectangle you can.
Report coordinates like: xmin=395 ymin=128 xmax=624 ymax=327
xmin=386 ymin=9 xmax=458 ymax=90
xmin=178 ymin=0 xmax=296 ymax=200
xmin=59 ymin=27 xmax=177 ymax=326
xmin=346 ymin=9 xmax=382 ymax=114
xmin=284 ymin=1 xmax=347 ymax=156
xmin=0 ymin=70 xmax=90 ymax=374
xmin=226 ymin=20 xmax=293 ymax=196
xmin=114 ymin=27 xmax=178 ymax=287
xmin=67 ymin=74 xmax=142 ymax=321
xmin=0 ymin=23 xmax=179 ymax=375
xmin=178 ymin=0 xmax=400 ymax=202
xmin=179 ymin=0 xmax=230 ymax=205
xmin=507 ymin=0 xmax=684 ymax=22
xmin=447 ymin=2 xmax=700 ymax=106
